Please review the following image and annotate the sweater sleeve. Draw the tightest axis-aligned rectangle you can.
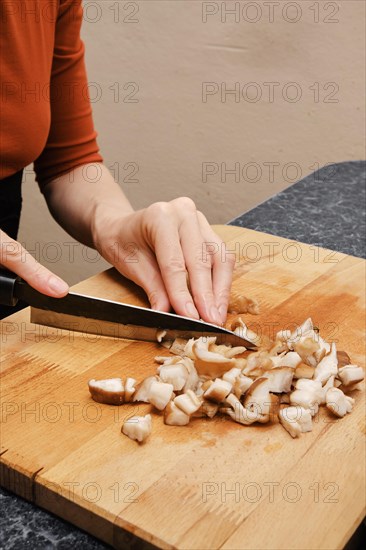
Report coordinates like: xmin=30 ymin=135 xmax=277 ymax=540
xmin=34 ymin=0 xmax=103 ymax=190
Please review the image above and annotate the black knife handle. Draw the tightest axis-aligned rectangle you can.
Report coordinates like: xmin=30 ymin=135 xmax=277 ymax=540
xmin=0 ymin=269 xmax=20 ymax=306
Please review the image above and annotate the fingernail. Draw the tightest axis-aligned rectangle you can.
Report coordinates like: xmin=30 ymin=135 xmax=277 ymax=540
xmin=185 ymin=301 xmax=199 ymax=319
xmin=219 ymin=304 xmax=227 ymax=323
xmin=48 ymin=276 xmax=69 ymax=295
xmin=210 ymin=305 xmax=222 ymax=326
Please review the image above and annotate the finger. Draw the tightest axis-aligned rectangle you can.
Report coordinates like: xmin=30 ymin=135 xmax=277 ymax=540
xmin=113 ymin=244 xmax=171 ymax=312
xmin=0 ymin=230 xmax=69 ymax=297
xmin=178 ymin=211 xmax=222 ymax=325
xmin=197 ymin=212 xmax=235 ymax=323
xmin=149 ymin=220 xmax=200 ymax=320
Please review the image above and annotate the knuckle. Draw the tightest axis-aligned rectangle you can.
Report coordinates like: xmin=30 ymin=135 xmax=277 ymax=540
xmin=146 ymin=201 xmax=170 ymax=218
xmin=174 ymin=196 xmax=196 ymax=211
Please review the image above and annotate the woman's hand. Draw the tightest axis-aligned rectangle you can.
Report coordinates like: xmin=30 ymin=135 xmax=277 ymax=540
xmin=0 ymin=229 xmax=69 ymax=297
xmin=92 ymin=197 xmax=235 ymax=325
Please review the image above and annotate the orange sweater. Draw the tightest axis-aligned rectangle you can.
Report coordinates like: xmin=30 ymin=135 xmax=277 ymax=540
xmin=0 ymin=0 xmax=102 ymax=188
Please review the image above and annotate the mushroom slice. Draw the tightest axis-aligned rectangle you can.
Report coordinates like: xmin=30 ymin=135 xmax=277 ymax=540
xmin=192 ymin=400 xmax=220 ymax=418
xmin=209 ymin=343 xmax=247 ymax=358
xmin=181 ymin=357 xmax=200 ymax=393
xmin=174 ymin=390 xmax=203 ymax=415
xmin=271 ymin=352 xmax=302 ymax=369
xmin=157 ymin=362 xmax=188 ymax=391
xmin=228 ymin=293 xmax=260 ymax=315
xmin=337 ymin=365 xmax=365 ymax=387
xmin=274 ymin=329 xmax=292 ymax=352
xmin=133 ymin=376 xmax=157 ymax=403
xmin=314 ymin=334 xmax=331 ymax=363
xmin=156 ymin=329 xmax=167 ymax=343
xmin=293 ymin=334 xmax=320 ymax=367
xmin=279 ymin=406 xmax=312 ymax=438
xmin=124 ymin=377 xmax=137 ymax=403
xmin=222 ymin=367 xmax=242 ymax=385
xmin=233 ymin=374 xmax=253 ymax=398
xmin=290 ymin=379 xmax=323 ymax=415
xmin=148 ymin=380 xmax=174 ymax=410
xmin=169 ymin=337 xmax=188 ymax=356
xmin=243 ymin=378 xmax=274 ymax=423
xmin=164 ymin=401 xmax=190 ymax=426
xmin=294 ymin=362 xmax=315 ymax=380
xmin=154 ymin=355 xmax=182 ymax=365
xmin=289 ymin=318 xmax=314 ymax=346
xmin=314 ymin=343 xmax=338 ymax=384
xmin=264 ymin=367 xmax=294 ymax=393
xmin=231 ymin=318 xmax=261 ymax=347
xmin=122 ymin=414 xmax=152 ymax=443
xmin=242 ymin=351 xmax=273 ymax=376
xmin=320 ymin=376 xmax=335 ymax=405
xmin=192 ymin=339 xmax=235 ymax=377
xmin=203 ymin=378 xmax=232 ymax=403
xmin=88 ymin=378 xmax=125 ymax=405
xmin=325 ymin=387 xmax=354 ymax=418
xmin=223 ymin=393 xmax=259 ymax=425
xmin=337 ymin=351 xmax=352 ymax=368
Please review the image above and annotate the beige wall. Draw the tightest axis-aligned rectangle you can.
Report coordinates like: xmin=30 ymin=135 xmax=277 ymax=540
xmin=19 ymin=0 xmax=365 ymax=284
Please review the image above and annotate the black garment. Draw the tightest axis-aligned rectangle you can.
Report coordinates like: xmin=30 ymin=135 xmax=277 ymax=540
xmin=0 ymin=169 xmax=26 ymax=319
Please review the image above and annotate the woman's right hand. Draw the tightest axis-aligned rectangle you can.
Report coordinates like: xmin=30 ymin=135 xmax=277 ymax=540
xmin=0 ymin=229 xmax=69 ymax=297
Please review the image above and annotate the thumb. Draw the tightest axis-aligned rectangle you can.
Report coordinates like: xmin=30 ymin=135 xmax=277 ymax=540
xmin=0 ymin=230 xmax=69 ymax=297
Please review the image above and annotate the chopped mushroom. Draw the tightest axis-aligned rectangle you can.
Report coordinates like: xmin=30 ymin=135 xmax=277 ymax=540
xmin=203 ymin=378 xmax=232 ymax=403
xmin=157 ymin=362 xmax=189 ymax=391
xmin=156 ymin=329 xmax=167 ymax=343
xmin=314 ymin=343 xmax=338 ymax=384
xmin=192 ymin=338 xmax=235 ymax=377
xmin=223 ymin=393 xmax=259 ymax=425
xmin=289 ymin=317 xmax=314 ymax=346
xmin=337 ymin=351 xmax=352 ymax=368
xmin=293 ymin=334 xmax=320 ymax=367
xmin=337 ymin=365 xmax=365 ymax=387
xmin=148 ymin=380 xmax=174 ymax=410
xmin=174 ymin=390 xmax=203 ymax=415
xmin=228 ymin=293 xmax=260 ymax=315
xmin=243 ymin=378 xmax=277 ymax=423
xmin=233 ymin=374 xmax=253 ymax=398
xmin=88 ymin=378 xmax=125 ymax=405
xmin=279 ymin=406 xmax=313 ymax=438
xmin=124 ymin=377 xmax=136 ymax=403
xmin=231 ymin=318 xmax=262 ymax=347
xmin=209 ymin=343 xmax=247 ymax=358
xmin=169 ymin=337 xmax=189 ymax=356
xmin=222 ymin=367 xmax=242 ymax=385
xmin=325 ymin=387 xmax=354 ymax=418
xmin=290 ymin=379 xmax=323 ymax=415
xmin=294 ymin=362 xmax=315 ymax=380
xmin=193 ymin=400 xmax=219 ymax=418
xmin=271 ymin=351 xmax=302 ymax=369
xmin=87 ymin=315 xmax=361 ymax=444
xmin=122 ymin=414 xmax=152 ymax=443
xmin=133 ymin=376 xmax=156 ymax=403
xmin=264 ymin=367 xmax=294 ymax=393
xmin=164 ymin=401 xmax=190 ymax=426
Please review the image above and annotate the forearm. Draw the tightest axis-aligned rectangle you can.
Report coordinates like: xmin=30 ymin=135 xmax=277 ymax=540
xmin=43 ymin=163 xmax=134 ymax=249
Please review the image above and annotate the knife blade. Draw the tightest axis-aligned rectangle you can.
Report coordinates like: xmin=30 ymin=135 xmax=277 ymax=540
xmin=0 ymin=270 xmax=257 ymax=348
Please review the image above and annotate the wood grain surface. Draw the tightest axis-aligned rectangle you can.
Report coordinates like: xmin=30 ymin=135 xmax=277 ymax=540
xmin=1 ymin=225 xmax=365 ymax=549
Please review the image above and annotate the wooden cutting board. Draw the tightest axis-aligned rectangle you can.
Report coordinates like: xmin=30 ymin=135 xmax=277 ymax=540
xmin=1 ymin=225 xmax=365 ymax=550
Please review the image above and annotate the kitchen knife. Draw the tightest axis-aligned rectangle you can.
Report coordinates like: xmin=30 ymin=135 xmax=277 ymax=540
xmin=0 ymin=270 xmax=257 ymax=348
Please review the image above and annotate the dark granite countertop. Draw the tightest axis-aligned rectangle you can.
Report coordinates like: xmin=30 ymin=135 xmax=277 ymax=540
xmin=1 ymin=161 xmax=365 ymax=549
xmin=229 ymin=160 xmax=365 ymax=259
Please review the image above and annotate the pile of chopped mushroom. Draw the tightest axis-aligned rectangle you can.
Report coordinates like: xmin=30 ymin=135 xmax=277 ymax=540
xmin=88 ymin=317 xmax=364 ymax=443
